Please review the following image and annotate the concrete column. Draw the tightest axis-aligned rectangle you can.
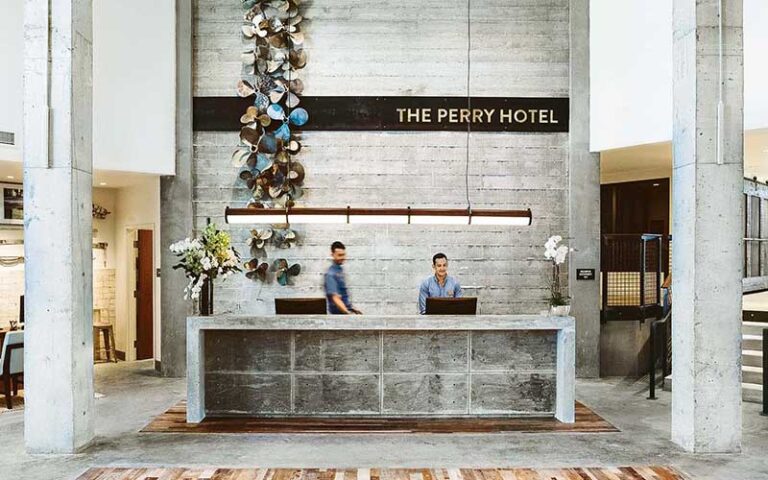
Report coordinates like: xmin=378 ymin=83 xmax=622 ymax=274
xmin=22 ymin=0 xmax=94 ymax=453
xmin=160 ymin=0 xmax=194 ymax=377
xmin=569 ymin=0 xmax=601 ymax=378
xmin=672 ymin=0 xmax=743 ymax=453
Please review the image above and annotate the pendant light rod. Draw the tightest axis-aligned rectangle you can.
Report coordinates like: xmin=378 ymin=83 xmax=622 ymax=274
xmin=225 ymin=206 xmax=532 ymax=226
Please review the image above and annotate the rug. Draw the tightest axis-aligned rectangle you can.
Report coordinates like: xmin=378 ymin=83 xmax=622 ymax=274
xmin=77 ymin=466 xmax=689 ymax=480
xmin=141 ymin=401 xmax=618 ymax=434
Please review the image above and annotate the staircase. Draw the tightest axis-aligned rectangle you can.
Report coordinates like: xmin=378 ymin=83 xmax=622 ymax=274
xmin=742 ymin=314 xmax=766 ymax=403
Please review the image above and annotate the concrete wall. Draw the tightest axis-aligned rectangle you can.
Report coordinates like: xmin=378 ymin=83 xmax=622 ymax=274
xmin=192 ymin=0 xmax=571 ymax=317
xmin=204 ymin=329 xmax=557 ymax=416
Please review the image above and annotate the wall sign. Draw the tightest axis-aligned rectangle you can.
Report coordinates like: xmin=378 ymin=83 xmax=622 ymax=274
xmin=194 ymin=96 xmax=569 ymax=132
xmin=576 ymin=268 xmax=596 ymax=281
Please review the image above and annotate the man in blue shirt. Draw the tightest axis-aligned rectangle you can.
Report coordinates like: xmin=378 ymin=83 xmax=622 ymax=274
xmin=418 ymin=253 xmax=462 ymax=314
xmin=324 ymin=241 xmax=362 ymax=315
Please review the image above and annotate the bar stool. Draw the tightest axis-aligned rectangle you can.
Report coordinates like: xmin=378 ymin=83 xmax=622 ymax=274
xmin=93 ymin=309 xmax=117 ymax=363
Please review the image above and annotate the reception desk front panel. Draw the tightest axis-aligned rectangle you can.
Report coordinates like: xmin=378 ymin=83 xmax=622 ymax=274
xmin=187 ymin=315 xmax=575 ymax=423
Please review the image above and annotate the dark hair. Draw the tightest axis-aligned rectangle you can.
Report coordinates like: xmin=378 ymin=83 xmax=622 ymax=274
xmin=432 ymin=253 xmax=448 ymax=265
xmin=331 ymin=241 xmax=346 ymax=252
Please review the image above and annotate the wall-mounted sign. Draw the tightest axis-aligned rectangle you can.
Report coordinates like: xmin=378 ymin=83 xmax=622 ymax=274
xmin=576 ymin=268 xmax=596 ymax=281
xmin=194 ymin=96 xmax=569 ymax=132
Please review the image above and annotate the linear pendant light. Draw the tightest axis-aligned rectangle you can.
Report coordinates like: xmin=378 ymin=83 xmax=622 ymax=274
xmin=225 ymin=206 xmax=532 ymax=226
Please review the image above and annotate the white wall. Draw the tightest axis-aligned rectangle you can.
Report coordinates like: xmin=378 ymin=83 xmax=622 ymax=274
xmin=0 ymin=0 xmax=175 ymax=175
xmin=0 ymin=0 xmax=23 ymax=162
xmin=113 ymin=177 xmax=161 ymax=361
xmin=591 ymin=0 xmax=768 ymax=151
xmin=92 ymin=188 xmax=117 ymax=269
xmin=92 ymin=0 xmax=175 ymax=175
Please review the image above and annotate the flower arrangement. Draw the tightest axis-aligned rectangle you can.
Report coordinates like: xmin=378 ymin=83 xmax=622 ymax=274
xmin=170 ymin=223 xmax=242 ymax=300
xmin=544 ymin=235 xmax=571 ymax=310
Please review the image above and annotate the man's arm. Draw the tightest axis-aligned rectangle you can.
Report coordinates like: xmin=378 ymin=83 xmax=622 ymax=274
xmin=331 ymin=294 xmax=351 ymax=314
xmin=418 ymin=280 xmax=429 ymax=314
xmin=454 ymin=280 xmax=462 ymax=298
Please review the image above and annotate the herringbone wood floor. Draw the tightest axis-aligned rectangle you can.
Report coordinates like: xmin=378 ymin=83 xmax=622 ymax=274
xmin=77 ymin=467 xmax=688 ymax=480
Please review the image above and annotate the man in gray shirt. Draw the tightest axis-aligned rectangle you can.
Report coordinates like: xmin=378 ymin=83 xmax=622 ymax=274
xmin=418 ymin=253 xmax=462 ymax=314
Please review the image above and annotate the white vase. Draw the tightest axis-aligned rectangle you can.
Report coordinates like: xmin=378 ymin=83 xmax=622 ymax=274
xmin=550 ymin=305 xmax=571 ymax=316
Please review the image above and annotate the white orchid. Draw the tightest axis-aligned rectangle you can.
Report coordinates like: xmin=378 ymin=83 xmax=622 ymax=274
xmin=544 ymin=235 xmax=570 ymax=307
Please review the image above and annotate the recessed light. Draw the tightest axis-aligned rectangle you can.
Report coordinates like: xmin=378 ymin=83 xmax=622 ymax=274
xmin=6 ymin=176 xmax=14 ymax=180
xmin=99 ymin=182 xmax=107 ymax=186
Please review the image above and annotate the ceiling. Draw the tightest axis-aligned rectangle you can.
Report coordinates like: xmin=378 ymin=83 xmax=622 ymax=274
xmin=601 ymin=128 xmax=768 ymax=181
xmin=0 ymin=160 xmax=160 ymax=188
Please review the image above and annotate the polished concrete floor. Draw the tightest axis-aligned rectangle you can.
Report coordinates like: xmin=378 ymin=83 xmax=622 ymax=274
xmin=0 ymin=361 xmax=766 ymax=480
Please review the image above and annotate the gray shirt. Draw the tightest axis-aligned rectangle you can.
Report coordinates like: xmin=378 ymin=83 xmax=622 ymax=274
xmin=418 ymin=275 xmax=462 ymax=314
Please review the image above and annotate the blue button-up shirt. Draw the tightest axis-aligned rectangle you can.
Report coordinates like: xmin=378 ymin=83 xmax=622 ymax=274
xmin=418 ymin=275 xmax=462 ymax=314
xmin=324 ymin=263 xmax=352 ymax=314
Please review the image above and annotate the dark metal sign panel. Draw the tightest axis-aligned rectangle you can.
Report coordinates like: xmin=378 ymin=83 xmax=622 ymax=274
xmin=576 ymin=268 xmax=596 ymax=281
xmin=194 ymin=96 xmax=569 ymax=132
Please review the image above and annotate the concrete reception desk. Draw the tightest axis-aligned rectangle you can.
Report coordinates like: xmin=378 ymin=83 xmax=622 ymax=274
xmin=187 ymin=315 xmax=575 ymax=423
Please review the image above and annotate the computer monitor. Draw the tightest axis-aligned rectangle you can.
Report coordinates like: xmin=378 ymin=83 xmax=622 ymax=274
xmin=275 ymin=297 xmax=327 ymax=315
xmin=425 ymin=297 xmax=477 ymax=315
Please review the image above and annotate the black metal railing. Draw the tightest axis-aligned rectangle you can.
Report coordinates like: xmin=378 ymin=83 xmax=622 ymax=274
xmin=648 ymin=309 xmax=672 ymax=400
xmin=601 ymin=234 xmax=667 ymax=322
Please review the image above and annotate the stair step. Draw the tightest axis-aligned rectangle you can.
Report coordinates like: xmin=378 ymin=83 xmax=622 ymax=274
xmin=743 ymin=334 xmax=764 ymax=351
xmin=743 ymin=350 xmax=764 ymax=367
xmin=743 ymin=321 xmax=768 ymax=336
xmin=742 ymin=382 xmax=763 ymax=404
xmin=665 ymin=376 xmax=763 ymax=403
xmin=742 ymin=365 xmax=763 ymax=385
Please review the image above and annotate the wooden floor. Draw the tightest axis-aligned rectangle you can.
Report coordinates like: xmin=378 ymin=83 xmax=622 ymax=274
xmin=141 ymin=402 xmax=618 ymax=434
xmin=77 ymin=467 xmax=688 ymax=480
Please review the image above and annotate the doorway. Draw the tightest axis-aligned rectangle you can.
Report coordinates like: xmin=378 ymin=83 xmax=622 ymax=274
xmin=601 ymin=178 xmax=670 ymax=272
xmin=135 ymin=229 xmax=154 ymax=360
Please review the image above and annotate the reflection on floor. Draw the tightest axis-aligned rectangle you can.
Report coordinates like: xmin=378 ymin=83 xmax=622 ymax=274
xmin=142 ymin=401 xmax=618 ymax=434
xmin=77 ymin=467 xmax=688 ymax=480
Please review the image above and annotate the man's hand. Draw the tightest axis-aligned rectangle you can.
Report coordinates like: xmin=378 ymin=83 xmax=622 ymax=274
xmin=350 ymin=308 xmax=362 ymax=315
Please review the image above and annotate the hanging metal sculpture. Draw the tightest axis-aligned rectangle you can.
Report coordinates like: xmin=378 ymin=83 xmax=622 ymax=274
xmin=92 ymin=204 xmax=111 ymax=220
xmin=235 ymin=0 xmax=306 ymax=283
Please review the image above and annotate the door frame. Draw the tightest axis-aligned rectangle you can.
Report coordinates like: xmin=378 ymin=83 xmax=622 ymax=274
xmin=124 ymin=223 xmax=156 ymax=362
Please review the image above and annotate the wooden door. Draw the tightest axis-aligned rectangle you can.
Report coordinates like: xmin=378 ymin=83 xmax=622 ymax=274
xmin=136 ymin=230 xmax=154 ymax=360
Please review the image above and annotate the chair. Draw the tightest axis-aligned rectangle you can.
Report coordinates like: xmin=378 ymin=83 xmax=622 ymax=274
xmin=0 ymin=330 xmax=23 ymax=409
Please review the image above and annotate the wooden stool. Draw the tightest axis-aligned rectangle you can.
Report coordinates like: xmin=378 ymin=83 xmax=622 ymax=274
xmin=93 ymin=324 xmax=117 ymax=363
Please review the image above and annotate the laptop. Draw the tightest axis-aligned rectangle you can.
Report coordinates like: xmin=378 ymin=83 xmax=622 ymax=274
xmin=425 ymin=297 xmax=478 ymax=315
